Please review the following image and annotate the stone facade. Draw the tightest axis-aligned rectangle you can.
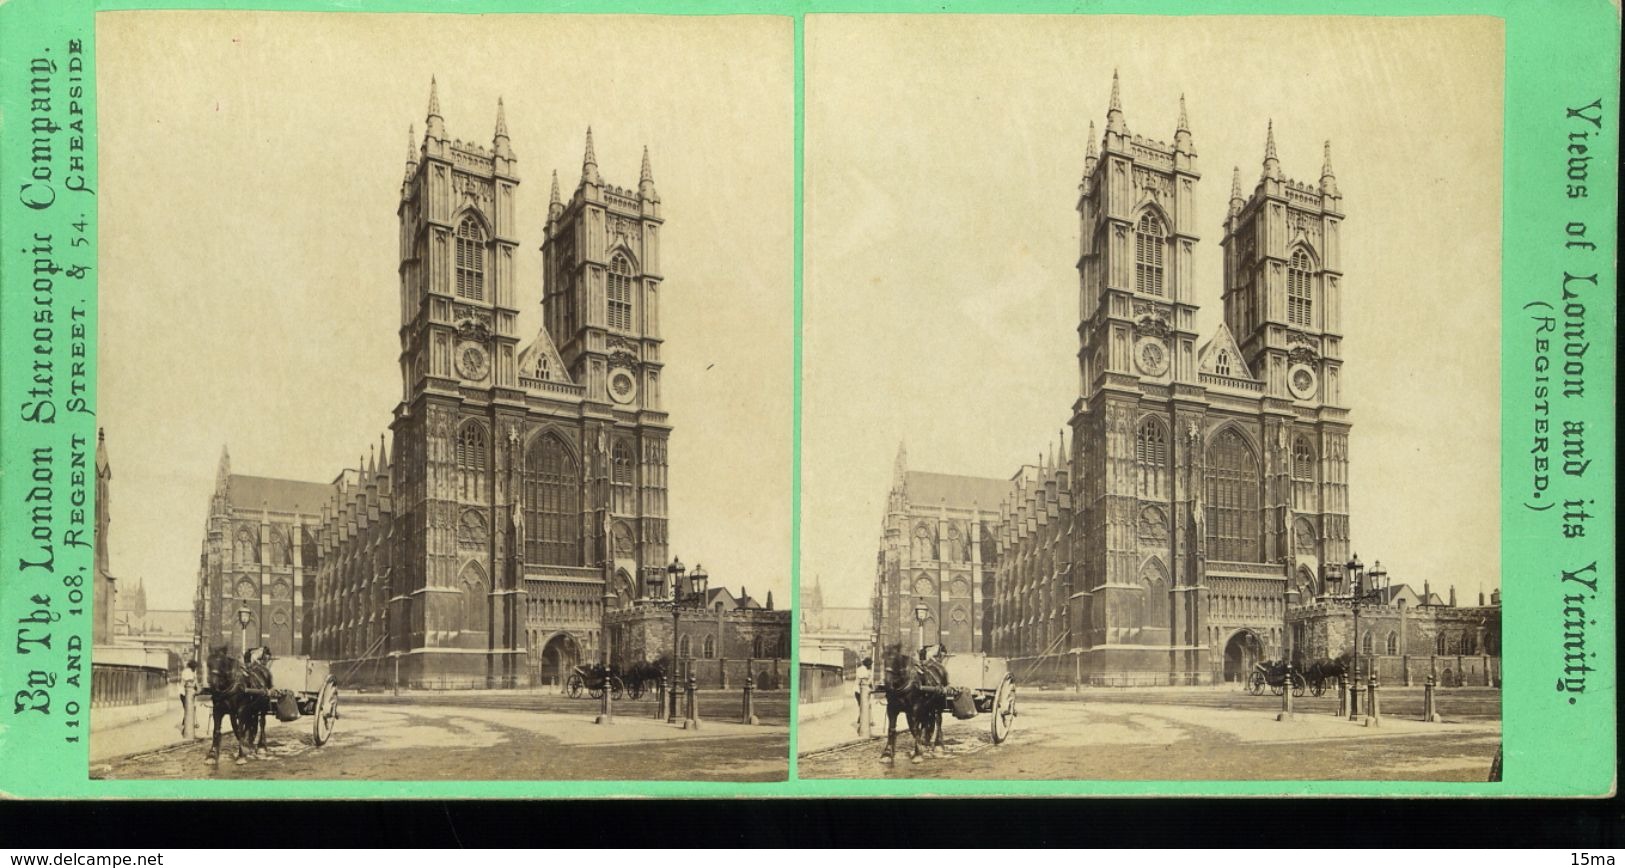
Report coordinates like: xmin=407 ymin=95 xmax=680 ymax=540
xmin=93 ymin=429 xmax=117 ymax=645
xmin=605 ymin=589 xmax=790 ymax=689
xmin=192 ymin=449 xmax=328 ymax=658
xmin=871 ymin=445 xmax=1004 ymax=655
xmin=1288 ymin=585 xmax=1502 ymax=686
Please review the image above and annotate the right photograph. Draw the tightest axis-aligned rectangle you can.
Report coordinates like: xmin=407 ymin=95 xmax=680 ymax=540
xmin=797 ymin=14 xmax=1505 ymax=781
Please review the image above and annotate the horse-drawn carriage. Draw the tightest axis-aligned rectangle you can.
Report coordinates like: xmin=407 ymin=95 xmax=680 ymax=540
xmin=565 ymin=664 xmax=627 ymax=700
xmin=1246 ymin=660 xmax=1306 ymax=697
xmin=878 ymin=646 xmax=1019 ymax=764
xmin=201 ymin=648 xmax=340 ymax=764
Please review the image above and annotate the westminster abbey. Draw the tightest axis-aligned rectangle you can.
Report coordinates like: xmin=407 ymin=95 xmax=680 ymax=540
xmin=196 ymin=81 xmax=677 ymax=686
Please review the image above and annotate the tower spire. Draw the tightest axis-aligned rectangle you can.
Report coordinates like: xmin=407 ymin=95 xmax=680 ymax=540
xmin=639 ymin=145 xmax=658 ymax=202
xmin=1082 ymin=120 xmax=1098 ymax=180
xmin=1174 ymin=93 xmax=1193 ymax=155
xmin=492 ymin=97 xmax=514 ymax=161
xmin=548 ymin=170 xmax=564 ymax=222
xmin=425 ymin=76 xmax=445 ymax=141
xmin=1319 ymin=139 xmax=1339 ymax=196
xmin=581 ymin=127 xmax=601 ymax=187
xmin=1229 ymin=165 xmax=1245 ymax=214
xmin=404 ymin=124 xmax=417 ymax=182
xmin=1105 ymin=68 xmax=1126 ymax=134
xmin=1262 ymin=119 xmax=1283 ymax=181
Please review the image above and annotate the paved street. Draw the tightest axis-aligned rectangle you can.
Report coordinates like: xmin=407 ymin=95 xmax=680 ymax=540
xmin=92 ymin=701 xmax=787 ymax=782
xmin=799 ymin=687 xmax=1500 ymax=781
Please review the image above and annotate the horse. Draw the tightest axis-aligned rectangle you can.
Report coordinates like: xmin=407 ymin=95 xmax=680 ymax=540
xmin=878 ymin=643 xmax=948 ymax=765
xmin=203 ymin=645 xmax=259 ymax=765
xmin=1304 ymin=652 xmax=1352 ymax=695
xmin=239 ymin=646 xmax=277 ymax=757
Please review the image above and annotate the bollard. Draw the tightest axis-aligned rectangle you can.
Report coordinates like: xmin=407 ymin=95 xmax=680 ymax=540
xmin=1347 ymin=672 xmax=1361 ymax=721
xmin=1365 ymin=674 xmax=1381 ymax=727
xmin=741 ymin=673 xmax=759 ymax=725
xmin=595 ymin=677 xmax=615 ymax=726
xmin=1423 ymin=674 xmax=1442 ymax=722
xmin=182 ymin=682 xmax=197 ymax=739
xmin=652 ymin=677 xmax=666 ymax=719
xmin=683 ymin=673 xmax=701 ymax=730
xmin=858 ymin=681 xmax=872 ymax=737
xmin=666 ymin=674 xmax=679 ymax=724
xmin=1276 ymin=664 xmax=1295 ymax=721
xmin=1335 ymin=674 xmax=1347 ymax=718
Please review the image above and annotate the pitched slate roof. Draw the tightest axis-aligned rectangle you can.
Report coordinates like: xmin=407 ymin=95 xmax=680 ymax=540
xmin=226 ymin=474 xmax=331 ymax=516
xmin=904 ymin=470 xmax=1010 ymax=511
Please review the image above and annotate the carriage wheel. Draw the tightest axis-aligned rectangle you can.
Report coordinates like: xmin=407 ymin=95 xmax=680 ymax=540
xmin=311 ymin=677 xmax=339 ymax=747
xmin=1248 ymin=673 xmax=1265 ymax=695
xmin=990 ymin=674 xmax=1017 ymax=745
xmin=588 ymin=684 xmax=604 ymax=700
xmin=566 ymin=674 xmax=584 ymax=699
xmin=1310 ymin=678 xmax=1326 ymax=697
xmin=627 ymin=679 xmax=645 ymax=701
xmin=610 ymin=676 xmax=625 ymax=701
xmin=1291 ymin=672 xmax=1307 ymax=698
xmin=1270 ymin=680 xmax=1284 ymax=696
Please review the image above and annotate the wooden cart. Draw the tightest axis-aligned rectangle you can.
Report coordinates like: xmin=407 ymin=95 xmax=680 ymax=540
xmin=266 ymin=656 xmax=341 ymax=746
xmin=939 ymin=653 xmax=1019 ymax=744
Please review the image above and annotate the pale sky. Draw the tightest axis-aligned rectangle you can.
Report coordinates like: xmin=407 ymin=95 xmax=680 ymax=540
xmin=97 ymin=12 xmax=793 ymax=610
xmin=803 ymin=15 xmax=1505 ymax=609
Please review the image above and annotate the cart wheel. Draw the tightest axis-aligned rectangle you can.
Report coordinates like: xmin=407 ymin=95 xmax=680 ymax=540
xmin=312 ymin=676 xmax=339 ymax=747
xmin=1310 ymin=679 xmax=1326 ymax=697
xmin=990 ymin=674 xmax=1017 ymax=745
xmin=610 ymin=676 xmax=625 ymax=701
xmin=1248 ymin=674 xmax=1265 ymax=695
xmin=1291 ymin=673 xmax=1307 ymax=698
xmin=567 ymin=674 xmax=584 ymax=699
xmin=1270 ymin=680 xmax=1284 ymax=696
xmin=627 ymin=680 xmax=644 ymax=701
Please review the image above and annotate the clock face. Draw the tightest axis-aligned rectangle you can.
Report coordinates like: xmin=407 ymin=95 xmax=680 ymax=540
xmin=609 ymin=369 xmax=638 ymax=404
xmin=1135 ymin=338 xmax=1169 ymax=376
xmin=457 ymin=343 xmax=490 ymax=382
xmin=1288 ymin=364 xmax=1319 ymax=400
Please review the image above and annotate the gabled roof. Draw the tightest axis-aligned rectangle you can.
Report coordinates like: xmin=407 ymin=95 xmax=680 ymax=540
xmin=903 ymin=471 xmax=1009 ymax=511
xmin=517 ymin=325 xmax=572 ymax=384
xmin=226 ymin=475 xmax=331 ymax=516
xmin=1197 ymin=321 xmax=1256 ymax=380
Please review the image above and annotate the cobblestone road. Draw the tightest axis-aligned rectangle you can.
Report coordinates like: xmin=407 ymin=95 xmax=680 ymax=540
xmin=799 ymin=690 xmax=1500 ymax=781
xmin=93 ymin=703 xmax=788 ymax=782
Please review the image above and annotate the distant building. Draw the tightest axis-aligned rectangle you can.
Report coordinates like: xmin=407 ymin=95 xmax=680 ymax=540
xmin=800 ymin=574 xmax=873 ymax=663
xmin=1288 ymin=583 xmax=1501 ymax=686
xmin=93 ymin=429 xmax=117 ymax=645
xmin=113 ymin=579 xmax=195 ymax=664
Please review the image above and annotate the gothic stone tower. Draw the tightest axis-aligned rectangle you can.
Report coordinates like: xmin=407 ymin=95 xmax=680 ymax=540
xmin=541 ymin=127 xmax=673 ymax=616
xmin=1220 ymin=126 xmax=1352 ymax=607
xmin=391 ymin=80 xmax=529 ymax=686
xmin=1067 ymin=73 xmax=1351 ymax=684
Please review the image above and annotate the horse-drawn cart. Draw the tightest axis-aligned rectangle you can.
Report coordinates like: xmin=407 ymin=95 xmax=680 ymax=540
xmin=264 ymin=656 xmax=341 ymax=746
xmin=565 ymin=664 xmax=631 ymax=701
xmin=940 ymin=653 xmax=1019 ymax=745
xmin=1246 ymin=660 xmax=1306 ymax=698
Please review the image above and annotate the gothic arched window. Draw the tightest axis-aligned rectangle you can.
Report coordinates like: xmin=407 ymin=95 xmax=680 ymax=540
xmin=1363 ymin=631 xmax=1375 ymax=655
xmin=612 ymin=440 xmax=634 ymax=486
xmin=235 ymin=526 xmax=259 ymax=565
xmin=1292 ymin=436 xmax=1315 ymax=481
xmin=679 ymin=635 xmax=692 ymax=658
xmin=1214 ymin=350 xmax=1233 ymax=377
xmin=607 ymin=254 xmax=634 ymax=332
xmin=1135 ymin=213 xmax=1166 ymax=296
xmin=912 ymin=526 xmax=935 ymax=562
xmin=1204 ymin=428 xmax=1260 ymax=562
xmin=1135 ymin=418 xmax=1168 ymax=498
xmin=523 ymin=434 xmax=581 ymax=566
xmin=1386 ymin=632 xmax=1398 ymax=655
xmin=1436 ymin=633 xmax=1447 ymax=656
xmin=702 ymin=635 xmax=716 ymax=659
xmin=457 ymin=422 xmax=488 ymax=501
xmin=1287 ymin=248 xmax=1313 ymax=328
xmin=752 ymin=634 xmax=764 ymax=658
xmin=455 ymin=216 xmax=486 ymax=302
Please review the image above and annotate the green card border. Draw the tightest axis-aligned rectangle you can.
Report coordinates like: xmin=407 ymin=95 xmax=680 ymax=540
xmin=0 ymin=0 xmax=1616 ymax=799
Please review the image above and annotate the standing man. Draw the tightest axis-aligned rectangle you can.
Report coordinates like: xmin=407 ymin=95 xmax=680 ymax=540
xmin=853 ymin=656 xmax=872 ymax=733
xmin=179 ymin=660 xmax=199 ymax=735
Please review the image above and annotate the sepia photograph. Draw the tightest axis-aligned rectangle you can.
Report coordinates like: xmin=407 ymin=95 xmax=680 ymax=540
xmin=89 ymin=10 xmax=794 ymax=782
xmin=796 ymin=14 xmax=1506 ymax=781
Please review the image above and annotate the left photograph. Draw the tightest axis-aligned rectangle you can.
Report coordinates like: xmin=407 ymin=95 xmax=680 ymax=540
xmin=90 ymin=11 xmax=794 ymax=782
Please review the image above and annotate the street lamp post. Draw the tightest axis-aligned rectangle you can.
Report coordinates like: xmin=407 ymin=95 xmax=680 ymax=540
xmin=912 ymin=601 xmax=930 ymax=659
xmin=235 ymin=605 xmax=252 ymax=656
xmin=1331 ymin=553 xmax=1388 ymax=721
xmin=667 ymin=557 xmax=685 ymax=724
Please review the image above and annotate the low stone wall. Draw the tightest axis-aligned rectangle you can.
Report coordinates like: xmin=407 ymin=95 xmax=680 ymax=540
xmin=798 ymin=662 xmax=847 ymax=705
